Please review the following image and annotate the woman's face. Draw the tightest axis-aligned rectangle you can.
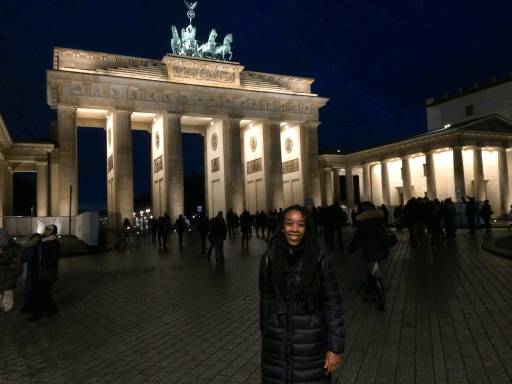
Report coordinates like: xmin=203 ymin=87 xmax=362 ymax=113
xmin=283 ymin=209 xmax=306 ymax=247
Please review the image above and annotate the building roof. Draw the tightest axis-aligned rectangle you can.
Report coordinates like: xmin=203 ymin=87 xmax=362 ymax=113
xmin=53 ymin=47 xmax=317 ymax=96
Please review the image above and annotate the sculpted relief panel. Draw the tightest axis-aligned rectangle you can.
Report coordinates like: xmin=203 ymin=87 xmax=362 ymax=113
xmin=49 ymin=77 xmax=320 ymax=120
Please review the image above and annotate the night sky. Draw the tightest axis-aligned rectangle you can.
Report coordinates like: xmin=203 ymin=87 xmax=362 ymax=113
xmin=2 ymin=0 xmax=512 ymax=212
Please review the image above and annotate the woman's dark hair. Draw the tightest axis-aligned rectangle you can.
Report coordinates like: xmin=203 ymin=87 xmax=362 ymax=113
xmin=270 ymin=205 xmax=320 ymax=311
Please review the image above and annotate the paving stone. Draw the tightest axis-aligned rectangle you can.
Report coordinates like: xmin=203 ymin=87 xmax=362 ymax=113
xmin=1 ymin=229 xmax=512 ymax=383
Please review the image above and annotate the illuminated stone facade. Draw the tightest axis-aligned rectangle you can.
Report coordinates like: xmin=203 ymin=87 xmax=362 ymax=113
xmin=0 ymin=48 xmax=327 ymax=222
xmin=321 ymin=104 xmax=512 ymax=217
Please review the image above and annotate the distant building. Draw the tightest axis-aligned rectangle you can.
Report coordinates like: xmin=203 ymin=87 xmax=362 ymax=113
xmin=320 ymin=76 xmax=512 ymax=216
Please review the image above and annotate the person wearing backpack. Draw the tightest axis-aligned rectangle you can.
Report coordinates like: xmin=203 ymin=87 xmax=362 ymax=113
xmin=348 ymin=202 xmax=389 ymax=311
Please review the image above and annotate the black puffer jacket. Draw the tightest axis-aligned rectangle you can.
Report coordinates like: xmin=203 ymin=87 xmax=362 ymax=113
xmin=38 ymin=238 xmax=60 ymax=282
xmin=349 ymin=210 xmax=387 ymax=262
xmin=259 ymin=241 xmax=345 ymax=383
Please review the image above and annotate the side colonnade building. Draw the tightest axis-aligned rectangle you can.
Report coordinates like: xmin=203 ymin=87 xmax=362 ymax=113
xmin=320 ymin=76 xmax=512 ymax=218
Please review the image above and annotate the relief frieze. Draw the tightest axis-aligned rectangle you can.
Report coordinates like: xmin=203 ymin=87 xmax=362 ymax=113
xmin=52 ymin=79 xmax=319 ymax=118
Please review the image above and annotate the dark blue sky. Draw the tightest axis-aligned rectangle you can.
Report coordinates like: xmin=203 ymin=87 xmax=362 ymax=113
xmin=1 ymin=0 xmax=512 ymax=210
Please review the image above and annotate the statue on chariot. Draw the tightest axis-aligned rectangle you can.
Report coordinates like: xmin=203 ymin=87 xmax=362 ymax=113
xmin=170 ymin=1 xmax=234 ymax=61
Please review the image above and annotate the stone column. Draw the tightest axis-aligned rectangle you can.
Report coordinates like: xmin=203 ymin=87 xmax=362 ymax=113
xmin=57 ymin=105 xmax=78 ymax=216
xmin=301 ymin=121 xmax=322 ymax=205
xmin=0 ymin=160 xmax=6 ymax=225
xmin=223 ymin=118 xmax=244 ymax=214
xmin=345 ymin=167 xmax=355 ymax=208
xmin=331 ymin=169 xmax=340 ymax=204
xmin=425 ymin=151 xmax=437 ymax=199
xmin=49 ymin=152 xmax=60 ymax=216
xmin=452 ymin=146 xmax=465 ymax=202
xmin=323 ymin=168 xmax=334 ymax=206
xmin=36 ymin=162 xmax=49 ymax=217
xmin=362 ymin=164 xmax=371 ymax=202
xmin=163 ymin=114 xmax=184 ymax=222
xmin=401 ymin=156 xmax=412 ymax=202
xmin=111 ymin=111 xmax=134 ymax=222
xmin=473 ymin=147 xmax=485 ymax=201
xmin=5 ymin=168 xmax=13 ymax=216
xmin=381 ymin=160 xmax=391 ymax=206
xmin=263 ymin=121 xmax=284 ymax=211
xmin=498 ymin=147 xmax=510 ymax=214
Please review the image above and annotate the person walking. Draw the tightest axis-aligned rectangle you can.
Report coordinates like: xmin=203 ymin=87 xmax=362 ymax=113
xmin=0 ymin=229 xmax=21 ymax=312
xmin=211 ymin=211 xmax=227 ymax=264
xmin=197 ymin=213 xmax=210 ymax=250
xmin=442 ymin=198 xmax=457 ymax=239
xmin=348 ymin=202 xmax=388 ymax=311
xmin=29 ymin=225 xmax=60 ymax=321
xmin=240 ymin=210 xmax=252 ymax=249
xmin=259 ymin=205 xmax=345 ymax=382
xmin=462 ymin=195 xmax=477 ymax=234
xmin=175 ymin=214 xmax=187 ymax=248
xmin=428 ymin=199 xmax=443 ymax=247
xmin=157 ymin=213 xmax=172 ymax=251
xmin=226 ymin=209 xmax=236 ymax=239
xmin=19 ymin=233 xmax=41 ymax=313
xmin=480 ymin=200 xmax=493 ymax=233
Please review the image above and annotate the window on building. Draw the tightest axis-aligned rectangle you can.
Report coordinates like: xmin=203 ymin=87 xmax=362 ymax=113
xmin=465 ymin=105 xmax=474 ymax=116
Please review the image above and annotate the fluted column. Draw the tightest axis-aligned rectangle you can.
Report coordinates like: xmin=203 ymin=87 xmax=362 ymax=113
xmin=301 ymin=121 xmax=322 ymax=205
xmin=163 ymin=114 xmax=184 ymax=222
xmin=498 ymin=147 xmax=510 ymax=214
xmin=36 ymin=162 xmax=49 ymax=217
xmin=263 ymin=121 xmax=284 ymax=211
xmin=381 ymin=160 xmax=391 ymax=206
xmin=401 ymin=156 xmax=412 ymax=203
xmin=425 ymin=151 xmax=437 ymax=199
xmin=346 ymin=167 xmax=355 ymax=207
xmin=223 ymin=118 xmax=244 ymax=214
xmin=57 ymin=105 xmax=78 ymax=216
xmin=473 ymin=147 xmax=485 ymax=201
xmin=110 ymin=111 xmax=134 ymax=222
xmin=452 ymin=146 xmax=465 ymax=202
xmin=0 ymin=160 xmax=6 ymax=225
xmin=323 ymin=168 xmax=334 ymax=206
xmin=362 ymin=164 xmax=371 ymax=202
xmin=331 ymin=169 xmax=340 ymax=203
xmin=49 ymin=152 xmax=60 ymax=216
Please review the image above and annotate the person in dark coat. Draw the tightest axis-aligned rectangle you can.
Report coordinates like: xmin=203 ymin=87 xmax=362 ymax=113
xmin=29 ymin=224 xmax=60 ymax=321
xmin=0 ymin=229 xmax=21 ymax=312
xmin=211 ymin=211 xmax=227 ymax=264
xmin=175 ymin=214 xmax=187 ymax=248
xmin=239 ymin=210 xmax=252 ymax=249
xmin=259 ymin=205 xmax=345 ymax=383
xmin=197 ymin=214 xmax=210 ymax=250
xmin=480 ymin=200 xmax=493 ymax=233
xmin=348 ymin=202 xmax=388 ymax=311
xmin=20 ymin=233 xmax=42 ymax=313
xmin=462 ymin=195 xmax=477 ymax=234
xmin=157 ymin=213 xmax=172 ymax=251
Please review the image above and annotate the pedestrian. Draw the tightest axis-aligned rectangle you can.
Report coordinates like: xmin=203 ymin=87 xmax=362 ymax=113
xmin=197 ymin=213 xmax=210 ymax=250
xmin=480 ymin=200 xmax=493 ymax=233
xmin=348 ymin=202 xmax=388 ymax=311
xmin=259 ymin=205 xmax=345 ymax=382
xmin=29 ymin=225 xmax=60 ymax=321
xmin=462 ymin=195 xmax=477 ymax=234
xmin=226 ymin=209 xmax=236 ymax=239
xmin=211 ymin=211 xmax=227 ymax=264
xmin=240 ymin=210 xmax=252 ymax=249
xmin=19 ymin=233 xmax=41 ymax=313
xmin=157 ymin=213 xmax=172 ymax=251
xmin=0 ymin=229 xmax=22 ymax=312
xmin=380 ymin=204 xmax=389 ymax=226
xmin=149 ymin=217 xmax=158 ymax=243
xmin=175 ymin=214 xmax=187 ymax=248
xmin=428 ymin=199 xmax=443 ymax=247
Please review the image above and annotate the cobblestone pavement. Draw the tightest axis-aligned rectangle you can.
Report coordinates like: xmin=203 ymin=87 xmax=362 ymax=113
xmin=1 ymin=228 xmax=512 ymax=384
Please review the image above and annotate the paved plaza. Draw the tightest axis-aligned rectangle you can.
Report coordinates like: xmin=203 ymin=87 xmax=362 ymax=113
xmin=1 ymin=228 xmax=512 ymax=384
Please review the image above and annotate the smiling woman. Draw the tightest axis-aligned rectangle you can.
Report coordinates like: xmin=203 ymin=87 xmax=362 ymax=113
xmin=259 ymin=205 xmax=345 ymax=383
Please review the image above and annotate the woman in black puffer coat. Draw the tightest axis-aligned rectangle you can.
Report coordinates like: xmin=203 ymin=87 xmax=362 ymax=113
xmin=259 ymin=205 xmax=345 ymax=383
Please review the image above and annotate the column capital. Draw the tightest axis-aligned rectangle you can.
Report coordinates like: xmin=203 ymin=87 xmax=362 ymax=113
xmin=56 ymin=104 xmax=77 ymax=111
xmin=304 ymin=121 xmax=321 ymax=129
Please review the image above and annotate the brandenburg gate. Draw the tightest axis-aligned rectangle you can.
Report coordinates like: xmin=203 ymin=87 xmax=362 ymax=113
xmin=46 ymin=15 xmax=327 ymax=221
